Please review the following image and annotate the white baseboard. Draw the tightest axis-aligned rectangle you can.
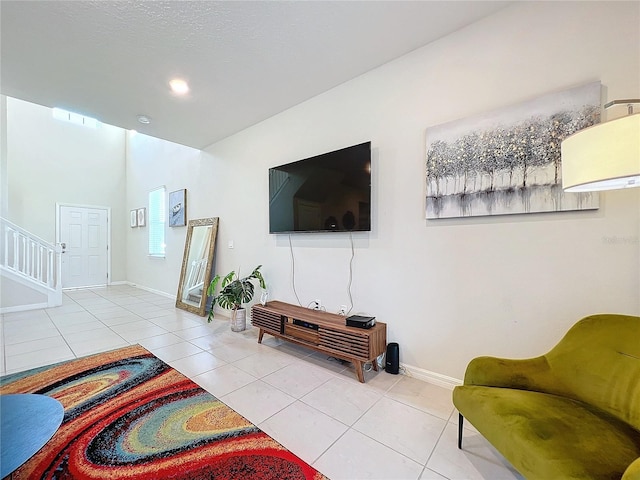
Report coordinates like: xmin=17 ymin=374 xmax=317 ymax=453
xmin=401 ymin=363 xmax=462 ymax=390
xmin=125 ymin=282 xmax=174 ymax=300
xmin=1 ymin=302 xmax=49 ymax=314
xmin=62 ymin=280 xmax=128 ymax=291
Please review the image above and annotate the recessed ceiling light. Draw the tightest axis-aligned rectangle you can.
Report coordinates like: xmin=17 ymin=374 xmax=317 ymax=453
xmin=137 ymin=115 xmax=151 ymax=124
xmin=169 ymin=78 xmax=189 ymax=95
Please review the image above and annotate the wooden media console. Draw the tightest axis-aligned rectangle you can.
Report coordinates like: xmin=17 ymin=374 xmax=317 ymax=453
xmin=251 ymin=300 xmax=387 ymax=383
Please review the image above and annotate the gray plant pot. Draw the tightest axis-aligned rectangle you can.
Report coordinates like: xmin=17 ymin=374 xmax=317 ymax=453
xmin=230 ymin=308 xmax=246 ymax=332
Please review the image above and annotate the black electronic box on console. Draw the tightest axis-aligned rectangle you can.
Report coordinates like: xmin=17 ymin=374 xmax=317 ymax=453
xmin=346 ymin=315 xmax=376 ymax=329
xmin=293 ymin=319 xmax=319 ymax=330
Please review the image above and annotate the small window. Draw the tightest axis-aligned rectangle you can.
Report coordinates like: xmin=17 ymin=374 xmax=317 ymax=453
xmin=52 ymin=107 xmax=98 ymax=128
xmin=148 ymin=186 xmax=166 ymax=257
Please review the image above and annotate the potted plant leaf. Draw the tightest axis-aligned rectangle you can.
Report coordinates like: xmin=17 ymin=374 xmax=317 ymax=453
xmin=206 ymin=265 xmax=266 ymax=331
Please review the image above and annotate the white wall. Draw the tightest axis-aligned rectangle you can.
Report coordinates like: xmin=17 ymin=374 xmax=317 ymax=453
xmin=0 ymin=275 xmax=47 ymax=308
xmin=127 ymin=1 xmax=640 ymax=380
xmin=5 ymin=97 xmax=128 ymax=281
xmin=125 ymin=132 xmax=204 ymax=296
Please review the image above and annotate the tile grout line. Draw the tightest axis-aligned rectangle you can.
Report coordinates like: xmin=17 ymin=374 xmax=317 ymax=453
xmin=44 ymin=297 xmax=78 ymax=361
xmin=422 ymin=413 xmax=454 ymax=478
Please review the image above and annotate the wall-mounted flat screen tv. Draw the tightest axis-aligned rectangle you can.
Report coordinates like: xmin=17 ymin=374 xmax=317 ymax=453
xmin=269 ymin=141 xmax=371 ymax=233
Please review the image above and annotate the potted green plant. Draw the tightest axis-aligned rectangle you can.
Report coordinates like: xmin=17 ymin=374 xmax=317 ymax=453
xmin=206 ymin=265 xmax=266 ymax=331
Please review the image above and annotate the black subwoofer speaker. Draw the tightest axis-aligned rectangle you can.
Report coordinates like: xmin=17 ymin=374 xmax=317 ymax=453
xmin=385 ymin=342 xmax=399 ymax=374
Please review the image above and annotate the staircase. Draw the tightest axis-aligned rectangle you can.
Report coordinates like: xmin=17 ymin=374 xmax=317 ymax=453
xmin=269 ymin=169 xmax=290 ymax=205
xmin=184 ymin=258 xmax=207 ymax=304
xmin=0 ymin=217 xmax=63 ymax=313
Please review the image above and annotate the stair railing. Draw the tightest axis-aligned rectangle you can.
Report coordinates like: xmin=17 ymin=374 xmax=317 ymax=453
xmin=0 ymin=217 xmax=62 ymax=306
xmin=269 ymin=169 xmax=290 ymax=205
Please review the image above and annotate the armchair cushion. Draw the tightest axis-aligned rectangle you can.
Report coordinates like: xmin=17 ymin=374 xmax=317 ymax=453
xmin=453 ymin=386 xmax=640 ymax=479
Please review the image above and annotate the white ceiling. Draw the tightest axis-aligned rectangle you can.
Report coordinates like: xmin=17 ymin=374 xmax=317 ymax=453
xmin=1 ymin=1 xmax=510 ymax=149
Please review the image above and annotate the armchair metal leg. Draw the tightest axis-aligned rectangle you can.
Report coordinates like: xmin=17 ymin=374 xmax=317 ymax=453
xmin=458 ymin=413 xmax=464 ymax=449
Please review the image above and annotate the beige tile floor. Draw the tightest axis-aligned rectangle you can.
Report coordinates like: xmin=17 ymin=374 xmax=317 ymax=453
xmin=0 ymin=285 xmax=523 ymax=480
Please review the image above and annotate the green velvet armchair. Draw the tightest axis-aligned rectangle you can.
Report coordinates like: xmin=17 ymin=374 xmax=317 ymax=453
xmin=453 ymin=314 xmax=640 ymax=479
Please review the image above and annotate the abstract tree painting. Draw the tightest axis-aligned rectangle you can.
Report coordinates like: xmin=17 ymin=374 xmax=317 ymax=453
xmin=425 ymin=82 xmax=601 ymax=219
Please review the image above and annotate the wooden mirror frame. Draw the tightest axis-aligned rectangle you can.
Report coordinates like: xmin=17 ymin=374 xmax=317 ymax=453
xmin=175 ymin=217 xmax=219 ymax=316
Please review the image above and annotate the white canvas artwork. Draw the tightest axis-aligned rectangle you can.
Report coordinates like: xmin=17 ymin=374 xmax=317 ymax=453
xmin=425 ymin=82 xmax=601 ymax=219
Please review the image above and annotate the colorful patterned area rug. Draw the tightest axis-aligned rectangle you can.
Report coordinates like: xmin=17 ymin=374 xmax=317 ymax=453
xmin=0 ymin=345 xmax=328 ymax=479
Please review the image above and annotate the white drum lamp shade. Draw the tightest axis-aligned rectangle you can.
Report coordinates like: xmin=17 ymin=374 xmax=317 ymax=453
xmin=561 ymin=113 xmax=640 ymax=192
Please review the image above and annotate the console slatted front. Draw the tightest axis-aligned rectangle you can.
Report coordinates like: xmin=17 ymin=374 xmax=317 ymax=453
xmin=318 ymin=329 xmax=369 ymax=357
xmin=251 ymin=301 xmax=386 ymax=383
xmin=250 ymin=308 xmax=281 ymax=335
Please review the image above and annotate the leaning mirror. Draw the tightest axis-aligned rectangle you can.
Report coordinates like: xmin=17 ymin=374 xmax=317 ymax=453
xmin=176 ymin=217 xmax=219 ymax=316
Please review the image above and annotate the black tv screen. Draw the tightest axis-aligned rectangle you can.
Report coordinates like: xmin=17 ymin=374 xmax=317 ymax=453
xmin=269 ymin=142 xmax=371 ymax=233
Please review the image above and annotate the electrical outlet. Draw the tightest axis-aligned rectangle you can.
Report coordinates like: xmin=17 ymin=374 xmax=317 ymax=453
xmin=314 ymin=299 xmax=321 ymax=310
xmin=338 ymin=305 xmax=347 ymax=316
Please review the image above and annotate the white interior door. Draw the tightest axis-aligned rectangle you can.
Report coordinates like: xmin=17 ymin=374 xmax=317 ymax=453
xmin=59 ymin=206 xmax=109 ymax=288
